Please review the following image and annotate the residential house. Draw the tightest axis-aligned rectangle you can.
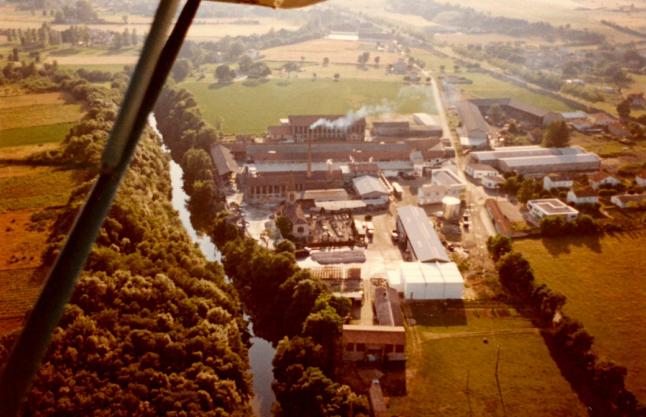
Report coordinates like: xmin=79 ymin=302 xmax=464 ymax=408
xmin=608 ymin=122 xmax=630 ymax=138
xmin=276 ymin=202 xmax=311 ymax=239
xmin=589 ymin=172 xmax=621 ymax=190
xmin=543 ymin=173 xmax=575 ymax=191
xmin=611 ymin=193 xmax=646 ymax=209
xmin=527 ymin=199 xmax=579 ymax=223
xmin=627 ymin=93 xmax=645 ymax=109
xmin=342 ymin=325 xmax=406 ymax=362
xmin=567 ymin=188 xmax=599 ymax=205
xmin=636 ymin=170 xmax=646 ymax=188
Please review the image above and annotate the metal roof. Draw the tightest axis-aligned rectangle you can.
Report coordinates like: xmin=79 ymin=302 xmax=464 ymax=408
xmin=457 ymin=100 xmax=489 ymax=134
xmin=209 ymin=144 xmax=238 ymax=176
xmin=500 ymin=153 xmax=601 ymax=168
xmin=396 ymin=206 xmax=450 ymax=263
xmin=353 ymin=175 xmax=389 ymax=197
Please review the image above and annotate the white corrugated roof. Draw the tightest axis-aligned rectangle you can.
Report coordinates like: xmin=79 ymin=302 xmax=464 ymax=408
xmin=353 ymin=175 xmax=389 ymax=197
xmin=397 ymin=206 xmax=449 ymax=263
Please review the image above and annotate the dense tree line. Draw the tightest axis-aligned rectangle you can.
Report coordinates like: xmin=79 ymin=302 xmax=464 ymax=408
xmin=488 ymin=236 xmax=644 ymax=417
xmin=0 ymin=69 xmax=253 ymax=416
xmin=154 ymin=82 xmax=368 ymax=416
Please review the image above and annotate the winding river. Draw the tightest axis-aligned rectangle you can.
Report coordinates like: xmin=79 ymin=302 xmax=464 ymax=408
xmin=151 ymin=116 xmax=276 ymax=417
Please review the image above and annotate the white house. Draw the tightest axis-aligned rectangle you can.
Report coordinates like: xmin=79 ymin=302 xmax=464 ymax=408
xmin=431 ymin=169 xmax=466 ymax=199
xmin=636 ymin=171 xmax=646 ymax=188
xmin=567 ymin=188 xmax=599 ymax=206
xmin=481 ymin=174 xmax=505 ymax=190
xmin=465 ymin=162 xmax=499 ymax=180
xmin=543 ymin=173 xmax=575 ymax=191
xmin=589 ymin=172 xmax=621 ymax=190
xmin=418 ymin=184 xmax=448 ymax=205
xmin=527 ymin=199 xmax=579 ymax=223
xmin=611 ymin=193 xmax=646 ymax=209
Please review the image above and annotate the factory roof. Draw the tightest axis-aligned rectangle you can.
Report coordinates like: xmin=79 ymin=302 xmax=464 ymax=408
xmin=209 ymin=144 xmax=239 ymax=176
xmin=353 ymin=175 xmax=390 ymax=197
xmin=457 ymin=100 xmax=489 ymax=134
xmin=431 ymin=169 xmax=467 ymax=188
xmin=500 ymin=153 xmax=601 ymax=168
xmin=397 ymin=206 xmax=450 ymax=263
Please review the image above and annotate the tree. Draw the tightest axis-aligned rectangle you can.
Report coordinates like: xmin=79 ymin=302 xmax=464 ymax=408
xmin=238 ymin=55 xmax=254 ymax=74
xmin=182 ymin=148 xmax=213 ymax=193
xmin=333 ymin=73 xmax=340 ymax=82
xmin=373 ymin=56 xmax=380 ymax=67
xmin=488 ymin=104 xmax=504 ymax=124
xmin=486 ymin=235 xmax=512 ymax=261
xmin=276 ymin=215 xmax=293 ymax=240
xmin=440 ymin=65 xmax=445 ymax=73
xmin=246 ymin=62 xmax=271 ymax=79
xmin=517 ymin=179 xmax=536 ymax=203
xmin=496 ymin=252 xmax=534 ymax=295
xmin=542 ymin=120 xmax=570 ymax=147
xmin=322 ymin=57 xmax=329 ymax=67
xmin=215 ymin=64 xmax=235 ymax=84
xmin=275 ymin=240 xmax=296 ymax=254
xmin=453 ymin=64 xmax=460 ymax=73
xmin=617 ymin=99 xmax=631 ymax=119
xmin=171 ymin=59 xmax=191 ymax=82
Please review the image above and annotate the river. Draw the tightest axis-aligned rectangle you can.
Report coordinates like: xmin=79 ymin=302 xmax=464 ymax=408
xmin=151 ymin=116 xmax=276 ymax=417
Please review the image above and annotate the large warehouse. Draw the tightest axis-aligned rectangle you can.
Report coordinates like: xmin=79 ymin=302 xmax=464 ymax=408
xmin=396 ymin=206 xmax=449 ymax=263
xmin=391 ymin=261 xmax=464 ymax=300
xmin=470 ymin=145 xmax=601 ymax=175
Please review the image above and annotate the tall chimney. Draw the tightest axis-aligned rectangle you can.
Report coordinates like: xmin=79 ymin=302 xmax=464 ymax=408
xmin=307 ymin=135 xmax=312 ymax=178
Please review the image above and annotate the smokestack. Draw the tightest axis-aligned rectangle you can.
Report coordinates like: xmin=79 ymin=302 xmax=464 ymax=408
xmin=307 ymin=135 xmax=312 ymax=178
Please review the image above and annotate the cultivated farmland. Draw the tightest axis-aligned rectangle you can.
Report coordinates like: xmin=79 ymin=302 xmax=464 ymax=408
xmin=0 ymin=92 xmax=83 ymax=130
xmin=181 ymin=78 xmax=437 ymax=134
xmin=514 ymin=233 xmax=646 ymax=401
xmin=387 ymin=301 xmax=587 ymax=417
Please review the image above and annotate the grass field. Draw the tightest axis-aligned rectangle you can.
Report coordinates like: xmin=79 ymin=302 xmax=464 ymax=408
xmin=387 ymin=301 xmax=587 ymax=417
xmin=458 ymin=73 xmax=575 ymax=112
xmin=514 ymin=232 xmax=646 ymax=400
xmin=0 ymin=167 xmax=86 ymax=211
xmin=181 ymin=78 xmax=437 ymax=134
xmin=0 ymin=93 xmax=83 ymax=131
xmin=0 ymin=122 xmax=73 ymax=148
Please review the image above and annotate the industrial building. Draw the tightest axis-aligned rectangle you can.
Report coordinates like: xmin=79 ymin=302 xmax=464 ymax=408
xmin=457 ymin=100 xmax=490 ymax=149
xmin=431 ymin=168 xmax=467 ymax=199
xmin=267 ymin=115 xmax=366 ymax=142
xmin=392 ymin=261 xmax=464 ymax=300
xmin=209 ymin=144 xmax=239 ymax=180
xmin=470 ymin=98 xmax=562 ymax=127
xmin=470 ymin=145 xmax=601 ymax=175
xmin=353 ymin=175 xmax=391 ymax=201
xmin=395 ymin=206 xmax=450 ymax=263
xmin=342 ymin=325 xmax=406 ymax=362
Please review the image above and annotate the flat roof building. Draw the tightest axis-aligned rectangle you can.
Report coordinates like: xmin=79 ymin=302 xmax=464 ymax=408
xmin=396 ymin=206 xmax=450 ymax=263
xmin=527 ymin=198 xmax=579 ymax=223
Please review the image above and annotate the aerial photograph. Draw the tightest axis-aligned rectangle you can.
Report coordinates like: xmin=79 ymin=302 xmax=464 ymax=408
xmin=0 ymin=0 xmax=644 ymax=416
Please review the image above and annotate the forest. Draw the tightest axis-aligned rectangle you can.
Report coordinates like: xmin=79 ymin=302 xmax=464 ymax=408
xmin=0 ymin=65 xmax=253 ymax=416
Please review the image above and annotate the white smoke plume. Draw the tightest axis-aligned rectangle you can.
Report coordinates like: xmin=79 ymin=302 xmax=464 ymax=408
xmin=309 ymin=101 xmax=393 ymax=130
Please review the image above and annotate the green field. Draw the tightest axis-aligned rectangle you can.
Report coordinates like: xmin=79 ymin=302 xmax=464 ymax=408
xmin=458 ymin=73 xmax=575 ymax=112
xmin=0 ymin=167 xmax=86 ymax=211
xmin=0 ymin=103 xmax=83 ymax=131
xmin=514 ymin=232 xmax=646 ymax=401
xmin=180 ymin=78 xmax=437 ymax=134
xmin=0 ymin=122 xmax=74 ymax=148
xmin=388 ymin=302 xmax=587 ymax=417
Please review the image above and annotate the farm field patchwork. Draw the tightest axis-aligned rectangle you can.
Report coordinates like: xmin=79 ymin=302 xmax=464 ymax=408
xmin=514 ymin=232 xmax=646 ymax=400
xmin=181 ymin=78 xmax=437 ymax=134
xmin=0 ymin=93 xmax=83 ymax=130
xmin=0 ymin=122 xmax=74 ymax=148
xmin=387 ymin=301 xmax=587 ymax=417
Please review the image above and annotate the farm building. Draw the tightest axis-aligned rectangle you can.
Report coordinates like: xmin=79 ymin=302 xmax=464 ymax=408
xmin=611 ymin=193 xmax=646 ymax=209
xmin=543 ymin=173 xmax=575 ymax=191
xmin=567 ymin=188 xmax=599 ymax=206
xmin=431 ymin=168 xmax=466 ymax=199
xmin=465 ymin=162 xmax=499 ymax=179
xmin=209 ymin=144 xmax=239 ymax=180
xmin=527 ymin=199 xmax=579 ymax=223
xmin=470 ymin=145 xmax=601 ymax=175
xmin=342 ymin=325 xmax=406 ymax=362
xmin=457 ymin=100 xmax=490 ymax=149
xmin=396 ymin=261 xmax=464 ymax=300
xmin=353 ymin=175 xmax=390 ymax=200
xmin=396 ymin=206 xmax=450 ymax=263
xmin=470 ymin=98 xmax=561 ymax=127
xmin=267 ymin=115 xmax=366 ymax=142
